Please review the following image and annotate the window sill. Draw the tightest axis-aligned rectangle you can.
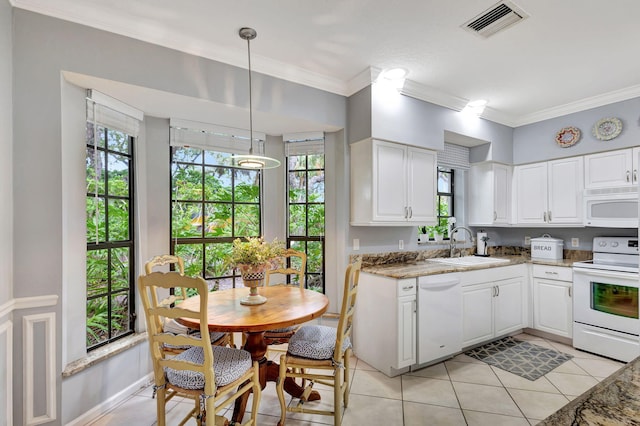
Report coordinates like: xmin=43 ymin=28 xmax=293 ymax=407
xmin=62 ymin=332 xmax=148 ymax=378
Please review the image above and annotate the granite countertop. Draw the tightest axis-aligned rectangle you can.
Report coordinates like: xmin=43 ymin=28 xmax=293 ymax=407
xmin=539 ymin=356 xmax=640 ymax=425
xmin=361 ymin=255 xmax=578 ymax=279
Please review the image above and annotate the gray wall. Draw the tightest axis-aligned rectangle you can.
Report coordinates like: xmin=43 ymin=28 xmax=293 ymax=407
xmin=513 ymin=97 xmax=640 ymax=164
xmin=0 ymin=0 xmax=12 ymax=306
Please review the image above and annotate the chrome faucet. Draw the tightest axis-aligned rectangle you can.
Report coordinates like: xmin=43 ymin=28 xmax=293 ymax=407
xmin=449 ymin=226 xmax=475 ymax=257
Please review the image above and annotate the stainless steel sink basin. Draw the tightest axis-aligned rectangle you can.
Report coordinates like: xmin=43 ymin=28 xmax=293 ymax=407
xmin=428 ymin=256 xmax=510 ymax=267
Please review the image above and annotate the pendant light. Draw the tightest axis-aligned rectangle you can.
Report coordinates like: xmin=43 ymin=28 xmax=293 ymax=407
xmin=227 ymin=27 xmax=281 ymax=169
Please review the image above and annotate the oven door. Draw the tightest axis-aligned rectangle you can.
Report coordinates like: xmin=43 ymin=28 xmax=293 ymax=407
xmin=573 ymin=267 xmax=640 ymax=336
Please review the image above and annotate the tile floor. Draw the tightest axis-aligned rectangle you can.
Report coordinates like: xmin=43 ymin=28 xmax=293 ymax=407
xmin=88 ymin=333 xmax=625 ymax=425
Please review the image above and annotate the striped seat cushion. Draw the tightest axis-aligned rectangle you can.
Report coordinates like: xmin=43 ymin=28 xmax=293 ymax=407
xmin=287 ymin=325 xmax=351 ymax=360
xmin=162 ymin=331 xmax=227 ymax=350
xmin=165 ymin=345 xmax=252 ymax=389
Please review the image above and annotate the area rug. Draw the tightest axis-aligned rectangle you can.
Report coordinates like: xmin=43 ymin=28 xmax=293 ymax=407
xmin=464 ymin=336 xmax=573 ymax=381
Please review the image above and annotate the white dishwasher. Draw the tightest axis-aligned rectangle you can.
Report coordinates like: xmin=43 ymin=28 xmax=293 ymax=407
xmin=416 ymin=272 xmax=463 ymax=366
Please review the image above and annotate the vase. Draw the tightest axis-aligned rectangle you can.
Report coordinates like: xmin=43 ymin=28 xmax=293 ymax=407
xmin=239 ymin=266 xmax=268 ymax=305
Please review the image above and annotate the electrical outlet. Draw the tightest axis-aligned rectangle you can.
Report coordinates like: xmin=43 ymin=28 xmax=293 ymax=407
xmin=571 ymin=238 xmax=579 ymax=247
xmin=524 ymin=236 xmax=531 ymax=245
xmin=399 ymin=239 xmax=404 ymax=250
xmin=353 ymin=238 xmax=360 ymax=251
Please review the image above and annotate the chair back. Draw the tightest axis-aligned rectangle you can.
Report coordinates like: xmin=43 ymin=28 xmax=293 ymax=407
xmin=333 ymin=260 xmax=362 ymax=362
xmin=145 ymin=254 xmax=192 ymax=300
xmin=139 ymin=271 xmax=216 ymax=397
xmin=265 ymin=248 xmax=306 ymax=289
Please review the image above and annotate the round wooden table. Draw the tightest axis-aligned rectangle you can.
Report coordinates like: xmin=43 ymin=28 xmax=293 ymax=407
xmin=177 ymin=286 xmax=329 ymax=424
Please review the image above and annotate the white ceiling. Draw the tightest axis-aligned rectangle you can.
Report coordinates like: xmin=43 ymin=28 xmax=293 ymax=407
xmin=12 ymin=0 xmax=640 ymax=128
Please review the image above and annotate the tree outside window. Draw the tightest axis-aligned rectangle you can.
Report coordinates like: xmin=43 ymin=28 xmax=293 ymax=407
xmin=436 ymin=167 xmax=454 ymax=238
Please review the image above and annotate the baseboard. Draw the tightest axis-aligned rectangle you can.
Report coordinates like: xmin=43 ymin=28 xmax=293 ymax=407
xmin=65 ymin=373 xmax=153 ymax=426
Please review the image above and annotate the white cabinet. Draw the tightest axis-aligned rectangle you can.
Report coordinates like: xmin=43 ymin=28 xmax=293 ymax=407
xmin=532 ymin=265 xmax=573 ymax=338
xmin=584 ymin=147 xmax=640 ymax=188
xmin=354 ymin=273 xmax=416 ymax=376
xmin=469 ymin=162 xmax=512 ymax=226
xmin=514 ymin=157 xmax=583 ymax=226
xmin=350 ymin=138 xmax=437 ymax=226
xmin=461 ymin=265 xmax=526 ymax=347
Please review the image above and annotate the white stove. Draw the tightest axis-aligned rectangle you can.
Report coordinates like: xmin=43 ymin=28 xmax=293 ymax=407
xmin=573 ymin=236 xmax=640 ymax=362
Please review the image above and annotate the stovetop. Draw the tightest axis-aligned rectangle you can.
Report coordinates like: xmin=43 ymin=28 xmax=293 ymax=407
xmin=573 ymin=236 xmax=639 ymax=274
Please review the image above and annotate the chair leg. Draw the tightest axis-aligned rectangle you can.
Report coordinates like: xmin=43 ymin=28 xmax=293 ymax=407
xmin=250 ymin=361 xmax=262 ymax=426
xmin=156 ymin=387 xmax=166 ymax=426
xmin=276 ymin=354 xmax=288 ymax=426
xmin=334 ymin=367 xmax=342 ymax=426
xmin=344 ymin=348 xmax=351 ymax=407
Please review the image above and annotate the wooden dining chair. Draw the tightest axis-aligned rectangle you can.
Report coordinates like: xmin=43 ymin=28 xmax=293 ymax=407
xmin=275 ymin=260 xmax=362 ymax=426
xmin=144 ymin=255 xmax=231 ymax=351
xmin=256 ymin=249 xmax=307 ymax=346
xmin=139 ymin=271 xmax=261 ymax=426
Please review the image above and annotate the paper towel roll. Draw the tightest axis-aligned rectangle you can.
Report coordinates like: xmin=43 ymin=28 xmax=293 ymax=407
xmin=477 ymin=232 xmax=487 ymax=255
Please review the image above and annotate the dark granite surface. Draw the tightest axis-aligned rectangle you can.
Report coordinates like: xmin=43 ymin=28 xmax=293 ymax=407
xmin=539 ymin=356 xmax=640 ymax=425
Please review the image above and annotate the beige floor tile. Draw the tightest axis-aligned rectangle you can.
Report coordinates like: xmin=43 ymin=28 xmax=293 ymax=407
xmin=450 ymin=353 xmax=486 ymax=364
xmin=341 ymin=393 xmax=404 ymax=426
xmin=406 ymin=361 xmax=450 ymax=380
xmin=544 ymin=371 xmax=599 ymax=396
xmin=546 ymin=341 xmax=603 ymax=360
xmin=513 ymin=333 xmax=546 ymax=342
xmin=446 ymin=360 xmax=502 ymax=386
xmin=349 ymin=368 xmax=402 ymax=399
xmin=548 ymin=359 xmax=589 ymax=375
xmin=507 ymin=388 xmax=569 ymax=420
xmin=572 ymin=357 xmax=625 ymax=378
xmin=402 ymin=375 xmax=460 ymax=408
xmin=404 ymin=401 xmax=466 ymax=425
xmin=492 ymin=367 xmax=559 ymax=393
xmin=274 ymin=386 xmax=336 ymax=425
xmin=464 ymin=409 xmax=530 ymax=426
xmin=89 ymin=395 xmax=160 ymax=426
xmin=453 ymin=382 xmax=522 ymax=417
xmin=353 ymin=358 xmax=378 ymax=371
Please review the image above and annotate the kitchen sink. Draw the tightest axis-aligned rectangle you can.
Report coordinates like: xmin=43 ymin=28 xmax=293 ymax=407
xmin=428 ymin=256 xmax=511 ymax=267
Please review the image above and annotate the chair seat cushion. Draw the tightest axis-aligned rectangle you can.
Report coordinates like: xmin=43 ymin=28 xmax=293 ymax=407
xmin=162 ymin=331 xmax=227 ymax=350
xmin=287 ymin=325 xmax=351 ymax=360
xmin=265 ymin=325 xmax=297 ymax=335
xmin=165 ymin=345 xmax=252 ymax=389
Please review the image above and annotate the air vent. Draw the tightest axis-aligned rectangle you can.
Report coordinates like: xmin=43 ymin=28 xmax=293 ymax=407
xmin=463 ymin=1 xmax=528 ymax=38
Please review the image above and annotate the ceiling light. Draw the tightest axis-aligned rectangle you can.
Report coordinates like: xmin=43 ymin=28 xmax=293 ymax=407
xmin=461 ymin=99 xmax=488 ymax=117
xmin=225 ymin=27 xmax=280 ymax=170
xmin=377 ymin=67 xmax=408 ymax=91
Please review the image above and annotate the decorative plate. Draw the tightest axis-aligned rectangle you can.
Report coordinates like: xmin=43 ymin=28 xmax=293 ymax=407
xmin=555 ymin=126 xmax=581 ymax=148
xmin=593 ymin=117 xmax=622 ymax=141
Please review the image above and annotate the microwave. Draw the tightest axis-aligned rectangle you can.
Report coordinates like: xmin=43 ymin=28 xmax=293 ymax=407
xmin=583 ymin=186 xmax=638 ymax=227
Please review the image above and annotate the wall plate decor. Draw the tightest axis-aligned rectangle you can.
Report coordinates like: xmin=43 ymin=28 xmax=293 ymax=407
xmin=555 ymin=126 xmax=581 ymax=147
xmin=592 ymin=117 xmax=622 ymax=141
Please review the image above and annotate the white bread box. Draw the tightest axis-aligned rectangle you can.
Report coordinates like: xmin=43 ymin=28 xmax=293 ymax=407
xmin=531 ymin=234 xmax=564 ymax=261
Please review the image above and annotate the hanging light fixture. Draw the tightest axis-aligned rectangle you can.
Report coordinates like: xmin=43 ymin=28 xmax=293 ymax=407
xmin=227 ymin=27 xmax=281 ymax=169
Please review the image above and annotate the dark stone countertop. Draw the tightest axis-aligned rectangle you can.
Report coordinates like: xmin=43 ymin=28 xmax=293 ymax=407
xmin=538 ymin=355 xmax=640 ymax=425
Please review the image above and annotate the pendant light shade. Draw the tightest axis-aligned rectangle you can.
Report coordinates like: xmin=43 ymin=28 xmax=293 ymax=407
xmin=226 ymin=27 xmax=281 ymax=170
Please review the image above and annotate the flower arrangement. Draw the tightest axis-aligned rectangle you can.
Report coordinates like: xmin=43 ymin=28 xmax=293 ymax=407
xmin=227 ymin=237 xmax=285 ymax=275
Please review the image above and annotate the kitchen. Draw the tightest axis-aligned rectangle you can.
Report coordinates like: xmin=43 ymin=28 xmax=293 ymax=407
xmin=3 ymin=1 xmax=640 ymax=425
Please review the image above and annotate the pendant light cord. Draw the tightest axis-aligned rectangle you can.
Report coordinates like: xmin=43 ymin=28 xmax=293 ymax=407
xmin=246 ymin=34 xmax=254 ymax=155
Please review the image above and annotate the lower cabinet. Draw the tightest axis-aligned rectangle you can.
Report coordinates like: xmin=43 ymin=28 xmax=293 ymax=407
xmin=461 ymin=266 xmax=526 ymax=348
xmin=353 ymin=273 xmax=416 ymax=377
xmin=532 ymin=265 xmax=573 ymax=338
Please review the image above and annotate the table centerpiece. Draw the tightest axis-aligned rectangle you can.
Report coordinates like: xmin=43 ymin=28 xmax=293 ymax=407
xmin=227 ymin=237 xmax=285 ymax=305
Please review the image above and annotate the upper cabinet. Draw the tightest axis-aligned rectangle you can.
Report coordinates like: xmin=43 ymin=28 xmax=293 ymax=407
xmin=514 ymin=157 xmax=584 ymax=226
xmin=469 ymin=162 xmax=512 ymax=226
xmin=584 ymin=147 xmax=640 ymax=188
xmin=350 ymin=138 xmax=437 ymax=226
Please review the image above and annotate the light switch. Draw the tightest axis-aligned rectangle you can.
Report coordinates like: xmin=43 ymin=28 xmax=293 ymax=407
xmin=571 ymin=238 xmax=579 ymax=247
xmin=353 ymin=238 xmax=360 ymax=251
xmin=399 ymin=240 xmax=404 ymax=250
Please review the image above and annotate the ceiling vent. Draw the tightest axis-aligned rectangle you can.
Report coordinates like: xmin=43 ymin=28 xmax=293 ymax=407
xmin=463 ymin=1 xmax=528 ymax=38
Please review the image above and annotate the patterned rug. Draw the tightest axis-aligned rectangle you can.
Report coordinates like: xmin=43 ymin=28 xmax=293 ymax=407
xmin=464 ymin=336 xmax=573 ymax=381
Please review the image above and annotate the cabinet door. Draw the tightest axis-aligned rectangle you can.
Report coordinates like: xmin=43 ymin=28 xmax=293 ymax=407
xmin=547 ymin=157 xmax=583 ymax=224
xmin=494 ymin=277 xmax=524 ymax=336
xmin=533 ymin=278 xmax=572 ymax=338
xmin=493 ymin=164 xmax=511 ymax=224
xmin=584 ymin=149 xmax=633 ymax=188
xmin=514 ymin=163 xmax=547 ymax=224
xmin=462 ymin=284 xmax=494 ymax=347
xmin=373 ymin=140 xmax=407 ymax=222
xmin=397 ymin=296 xmax=416 ymax=368
xmin=407 ymin=147 xmax=436 ymax=223
xmin=633 ymin=147 xmax=640 ymax=184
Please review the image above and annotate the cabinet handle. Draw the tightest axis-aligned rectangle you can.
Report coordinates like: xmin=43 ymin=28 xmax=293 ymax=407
xmin=402 ymin=285 xmax=414 ymax=291
xmin=626 ymin=171 xmax=631 ymax=182
xmin=413 ymin=300 xmax=417 ymax=313
xmin=634 ymin=169 xmax=637 ymax=183
xmin=543 ymin=211 xmax=547 ymax=222
xmin=548 ymin=211 xmax=552 ymax=222
xmin=496 ymin=285 xmax=500 ymax=297
xmin=404 ymin=206 xmax=408 ymax=218
xmin=545 ymin=271 xmax=559 ymax=276
xmin=409 ymin=206 xmax=413 ymax=218
xmin=568 ymin=287 xmax=572 ymax=298
xmin=493 ymin=211 xmax=497 ymax=221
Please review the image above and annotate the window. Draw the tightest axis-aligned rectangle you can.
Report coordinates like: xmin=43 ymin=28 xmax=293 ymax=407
xmin=287 ymin=145 xmax=325 ymax=293
xmin=85 ymin=124 xmax=135 ymax=350
xmin=170 ymin=147 xmax=261 ymax=290
xmin=436 ymin=167 xmax=454 ymax=238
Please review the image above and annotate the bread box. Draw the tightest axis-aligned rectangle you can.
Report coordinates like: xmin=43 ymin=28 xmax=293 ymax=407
xmin=531 ymin=234 xmax=564 ymax=261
